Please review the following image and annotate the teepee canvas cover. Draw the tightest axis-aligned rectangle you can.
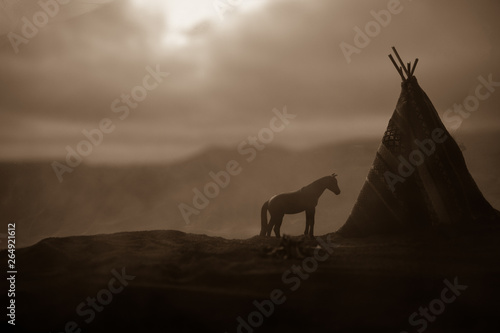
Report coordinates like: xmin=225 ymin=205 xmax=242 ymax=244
xmin=339 ymin=48 xmax=499 ymax=236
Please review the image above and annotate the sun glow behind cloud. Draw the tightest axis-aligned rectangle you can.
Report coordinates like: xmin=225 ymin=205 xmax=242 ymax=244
xmin=128 ymin=0 xmax=269 ymax=47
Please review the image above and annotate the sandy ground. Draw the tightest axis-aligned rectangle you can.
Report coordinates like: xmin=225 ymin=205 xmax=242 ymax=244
xmin=2 ymin=224 xmax=500 ymax=333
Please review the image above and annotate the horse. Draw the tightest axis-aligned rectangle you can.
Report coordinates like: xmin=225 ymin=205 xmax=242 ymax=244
xmin=260 ymin=174 xmax=341 ymax=238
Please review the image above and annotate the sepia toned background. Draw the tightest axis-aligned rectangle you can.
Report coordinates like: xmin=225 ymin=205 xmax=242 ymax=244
xmin=1 ymin=0 xmax=499 ymax=248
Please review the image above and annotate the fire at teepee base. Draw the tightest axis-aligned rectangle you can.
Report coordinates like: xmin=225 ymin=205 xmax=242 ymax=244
xmin=339 ymin=47 xmax=500 ymax=236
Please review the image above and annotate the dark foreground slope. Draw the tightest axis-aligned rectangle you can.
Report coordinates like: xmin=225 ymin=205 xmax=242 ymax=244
xmin=2 ymin=226 xmax=500 ymax=333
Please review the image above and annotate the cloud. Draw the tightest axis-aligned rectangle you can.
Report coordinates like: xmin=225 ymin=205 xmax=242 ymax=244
xmin=0 ymin=0 xmax=499 ymax=163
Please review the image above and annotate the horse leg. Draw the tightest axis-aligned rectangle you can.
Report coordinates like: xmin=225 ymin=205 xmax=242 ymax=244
xmin=304 ymin=211 xmax=310 ymax=236
xmin=266 ymin=213 xmax=276 ymax=237
xmin=306 ymin=208 xmax=315 ymax=238
xmin=273 ymin=214 xmax=284 ymax=238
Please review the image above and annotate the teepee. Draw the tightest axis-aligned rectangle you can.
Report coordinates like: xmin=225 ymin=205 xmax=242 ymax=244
xmin=339 ymin=48 xmax=499 ymax=236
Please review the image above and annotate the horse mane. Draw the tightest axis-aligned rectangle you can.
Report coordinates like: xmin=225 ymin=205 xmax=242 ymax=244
xmin=300 ymin=176 xmax=331 ymax=194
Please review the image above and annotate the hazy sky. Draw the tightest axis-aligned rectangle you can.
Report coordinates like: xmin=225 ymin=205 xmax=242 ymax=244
xmin=1 ymin=0 xmax=499 ymax=164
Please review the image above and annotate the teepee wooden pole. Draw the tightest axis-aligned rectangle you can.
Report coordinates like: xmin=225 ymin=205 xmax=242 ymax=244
xmin=410 ymin=58 xmax=419 ymax=76
xmin=389 ymin=54 xmax=405 ymax=81
xmin=391 ymin=47 xmax=411 ymax=78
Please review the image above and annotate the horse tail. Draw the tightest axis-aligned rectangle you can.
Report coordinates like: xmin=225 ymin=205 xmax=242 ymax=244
xmin=260 ymin=201 xmax=269 ymax=236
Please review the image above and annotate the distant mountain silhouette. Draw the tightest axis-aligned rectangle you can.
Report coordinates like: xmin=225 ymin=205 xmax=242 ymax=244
xmin=1 ymin=132 xmax=499 ymax=249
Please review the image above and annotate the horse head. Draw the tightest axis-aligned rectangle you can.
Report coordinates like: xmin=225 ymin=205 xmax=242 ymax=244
xmin=328 ymin=173 xmax=341 ymax=195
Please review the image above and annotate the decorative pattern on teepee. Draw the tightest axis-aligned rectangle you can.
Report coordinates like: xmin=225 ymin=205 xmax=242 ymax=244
xmin=339 ymin=47 xmax=499 ymax=236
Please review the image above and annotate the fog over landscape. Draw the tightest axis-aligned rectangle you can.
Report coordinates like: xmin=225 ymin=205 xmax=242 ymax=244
xmin=1 ymin=0 xmax=500 ymax=247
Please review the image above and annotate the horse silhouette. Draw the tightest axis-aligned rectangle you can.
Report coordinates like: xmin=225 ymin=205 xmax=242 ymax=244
xmin=260 ymin=174 xmax=341 ymax=238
